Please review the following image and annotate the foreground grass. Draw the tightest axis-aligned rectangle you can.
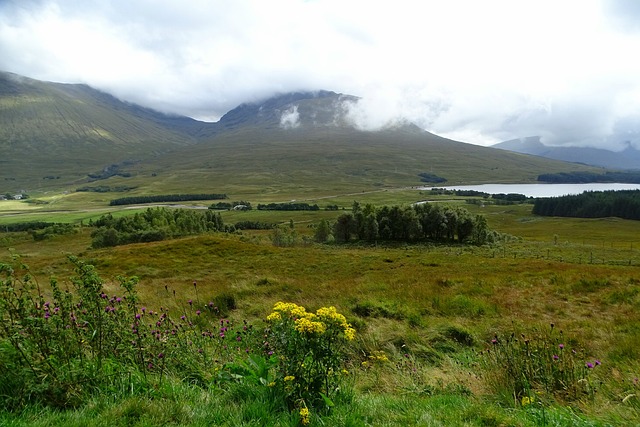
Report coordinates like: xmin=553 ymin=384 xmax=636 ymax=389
xmin=0 ymin=380 xmax=628 ymax=427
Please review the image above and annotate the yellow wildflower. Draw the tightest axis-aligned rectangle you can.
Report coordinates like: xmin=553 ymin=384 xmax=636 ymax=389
xmin=284 ymin=375 xmax=295 ymax=382
xmin=266 ymin=311 xmax=281 ymax=322
xmin=343 ymin=326 xmax=356 ymax=340
xmin=294 ymin=317 xmax=326 ymax=334
xmin=299 ymin=407 xmax=310 ymax=425
xmin=521 ymin=396 xmax=534 ymax=406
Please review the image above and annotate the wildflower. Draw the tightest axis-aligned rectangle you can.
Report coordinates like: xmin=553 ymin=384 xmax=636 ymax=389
xmin=188 ymin=299 xmax=193 ymax=305
xmin=294 ymin=317 xmax=326 ymax=334
xmin=181 ymin=315 xmax=186 ymax=320
xmin=196 ymin=310 xmax=201 ymax=316
xmin=116 ymin=297 xmax=122 ymax=303
xmin=521 ymin=396 xmax=534 ymax=406
xmin=284 ymin=375 xmax=295 ymax=382
xmin=586 ymin=362 xmax=594 ymax=369
xmin=157 ymin=352 xmax=164 ymax=359
xmin=559 ymin=344 xmax=564 ymax=350
xmin=595 ymin=359 xmax=601 ymax=366
xmin=299 ymin=407 xmax=310 ymax=426
xmin=553 ymin=354 xmax=559 ymax=360
xmin=266 ymin=311 xmax=282 ymax=322
xmin=491 ymin=339 xmax=498 ymax=345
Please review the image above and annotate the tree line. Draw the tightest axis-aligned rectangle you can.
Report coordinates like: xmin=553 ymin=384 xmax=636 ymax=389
xmin=532 ymin=190 xmax=640 ymax=220
xmin=321 ymin=202 xmax=496 ymax=245
xmin=257 ymin=202 xmax=319 ymax=211
xmin=90 ymin=207 xmax=225 ymax=247
xmin=109 ymin=193 xmax=227 ymax=206
xmin=537 ymin=171 xmax=640 ymax=184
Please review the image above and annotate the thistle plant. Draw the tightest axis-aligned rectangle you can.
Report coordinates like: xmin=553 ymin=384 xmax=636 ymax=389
xmin=0 ymin=255 xmax=259 ymax=409
xmin=480 ymin=323 xmax=600 ymax=406
xmin=265 ymin=302 xmax=356 ymax=413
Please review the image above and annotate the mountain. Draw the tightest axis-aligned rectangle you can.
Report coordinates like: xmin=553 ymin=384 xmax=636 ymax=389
xmin=0 ymin=72 xmax=601 ymax=196
xmin=0 ymin=71 xmax=214 ymax=187
xmin=493 ymin=136 xmax=640 ymax=170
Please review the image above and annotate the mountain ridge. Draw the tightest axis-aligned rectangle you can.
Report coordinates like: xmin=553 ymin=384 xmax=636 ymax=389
xmin=493 ymin=136 xmax=640 ymax=170
xmin=0 ymin=71 xmax=602 ymax=195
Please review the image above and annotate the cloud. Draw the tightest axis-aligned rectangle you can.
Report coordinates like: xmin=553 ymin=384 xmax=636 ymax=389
xmin=1 ymin=0 xmax=640 ymax=150
xmin=279 ymin=106 xmax=300 ymax=129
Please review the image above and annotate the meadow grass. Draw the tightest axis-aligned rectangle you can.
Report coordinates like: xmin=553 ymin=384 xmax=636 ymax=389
xmin=1 ymin=199 xmax=639 ymax=425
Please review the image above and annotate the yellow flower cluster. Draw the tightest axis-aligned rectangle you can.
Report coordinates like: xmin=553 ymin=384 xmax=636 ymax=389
xmin=299 ymin=407 xmax=310 ymax=425
xmin=267 ymin=302 xmax=356 ymax=340
xmin=294 ymin=316 xmax=327 ymax=334
xmin=284 ymin=375 xmax=295 ymax=382
xmin=316 ymin=306 xmax=356 ymax=340
xmin=272 ymin=301 xmax=309 ymax=319
xmin=368 ymin=350 xmax=389 ymax=362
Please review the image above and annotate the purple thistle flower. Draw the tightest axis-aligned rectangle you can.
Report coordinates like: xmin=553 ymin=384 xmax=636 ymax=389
xmin=181 ymin=315 xmax=186 ymax=320
xmin=208 ymin=302 xmax=214 ymax=307
xmin=141 ymin=307 xmax=146 ymax=312
xmin=44 ymin=312 xmax=50 ymax=319
xmin=553 ymin=354 xmax=559 ymax=360
xmin=595 ymin=359 xmax=601 ymax=366
xmin=188 ymin=299 xmax=193 ymax=305
xmin=559 ymin=344 xmax=564 ymax=349
xmin=491 ymin=339 xmax=498 ymax=345
xmin=135 ymin=314 xmax=141 ymax=319
xmin=116 ymin=297 xmax=122 ymax=303
xmin=157 ymin=352 xmax=164 ymax=359
xmin=196 ymin=310 xmax=201 ymax=316
xmin=586 ymin=362 xmax=594 ymax=369
xmin=148 ymin=363 xmax=153 ymax=369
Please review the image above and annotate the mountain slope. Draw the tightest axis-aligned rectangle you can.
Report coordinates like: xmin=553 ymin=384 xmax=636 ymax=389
xmin=0 ymin=71 xmax=210 ymax=189
xmin=0 ymin=72 xmax=602 ymax=197
xmin=493 ymin=136 xmax=640 ymax=170
xmin=123 ymin=95 xmax=600 ymax=198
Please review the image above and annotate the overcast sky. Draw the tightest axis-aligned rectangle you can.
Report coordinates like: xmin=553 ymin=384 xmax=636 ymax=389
xmin=1 ymin=0 xmax=639 ymax=149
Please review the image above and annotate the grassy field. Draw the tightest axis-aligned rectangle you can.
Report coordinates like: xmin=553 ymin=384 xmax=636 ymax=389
xmin=1 ymin=193 xmax=639 ymax=426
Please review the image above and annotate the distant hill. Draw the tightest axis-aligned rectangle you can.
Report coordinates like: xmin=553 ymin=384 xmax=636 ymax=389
xmin=0 ymin=72 xmax=602 ymax=196
xmin=493 ymin=136 xmax=640 ymax=170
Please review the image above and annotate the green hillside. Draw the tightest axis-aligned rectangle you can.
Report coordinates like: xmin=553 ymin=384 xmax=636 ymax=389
xmin=0 ymin=72 xmax=203 ymax=191
xmin=0 ymin=72 xmax=600 ymax=200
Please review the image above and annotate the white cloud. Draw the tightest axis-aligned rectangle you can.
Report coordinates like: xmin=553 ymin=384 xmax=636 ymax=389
xmin=279 ymin=106 xmax=300 ymax=129
xmin=1 ymin=0 xmax=640 ymax=149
